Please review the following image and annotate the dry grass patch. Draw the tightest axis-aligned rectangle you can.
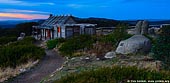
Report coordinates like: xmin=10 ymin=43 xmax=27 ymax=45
xmin=0 ymin=60 xmax=39 ymax=82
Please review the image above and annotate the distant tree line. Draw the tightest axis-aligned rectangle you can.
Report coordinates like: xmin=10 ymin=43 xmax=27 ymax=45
xmin=74 ymin=17 xmax=120 ymax=27
xmin=0 ymin=22 xmax=38 ymax=37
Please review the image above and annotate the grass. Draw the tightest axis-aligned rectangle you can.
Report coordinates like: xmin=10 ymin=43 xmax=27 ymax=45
xmin=0 ymin=37 xmax=45 ymax=68
xmin=0 ymin=60 xmax=39 ymax=82
xmin=54 ymin=66 xmax=170 ymax=83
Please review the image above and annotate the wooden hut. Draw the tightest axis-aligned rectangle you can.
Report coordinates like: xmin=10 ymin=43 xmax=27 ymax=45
xmin=32 ymin=14 xmax=96 ymax=40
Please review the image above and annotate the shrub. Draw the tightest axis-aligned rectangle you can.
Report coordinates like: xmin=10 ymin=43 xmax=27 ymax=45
xmin=144 ymin=34 xmax=156 ymax=44
xmin=0 ymin=37 xmax=45 ymax=68
xmin=54 ymin=66 xmax=170 ymax=83
xmin=47 ymin=38 xmax=65 ymax=49
xmin=0 ymin=37 xmax=17 ymax=45
xmin=152 ymin=25 xmax=170 ymax=69
xmin=99 ymin=24 xmax=132 ymax=48
xmin=59 ymin=35 xmax=96 ymax=56
xmin=88 ymin=42 xmax=114 ymax=57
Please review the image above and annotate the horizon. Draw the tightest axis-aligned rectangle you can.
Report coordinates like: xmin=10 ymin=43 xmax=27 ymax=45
xmin=0 ymin=0 xmax=170 ymax=20
xmin=0 ymin=16 xmax=170 ymax=22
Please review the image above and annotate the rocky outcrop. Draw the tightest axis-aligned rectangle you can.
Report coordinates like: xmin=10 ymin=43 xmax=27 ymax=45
xmin=135 ymin=21 xmax=143 ymax=34
xmin=141 ymin=20 xmax=149 ymax=34
xmin=116 ymin=35 xmax=151 ymax=54
xmin=135 ymin=20 xmax=149 ymax=35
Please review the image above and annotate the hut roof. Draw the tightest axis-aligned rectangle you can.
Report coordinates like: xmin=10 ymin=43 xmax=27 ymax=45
xmin=40 ymin=15 xmax=76 ymax=28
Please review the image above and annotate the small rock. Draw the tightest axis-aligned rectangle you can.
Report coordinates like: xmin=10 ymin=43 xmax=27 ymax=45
xmin=17 ymin=37 xmax=24 ymax=40
xmin=19 ymin=68 xmax=26 ymax=73
xmin=81 ymin=57 xmax=91 ymax=62
xmin=104 ymin=51 xmax=116 ymax=59
xmin=33 ymin=60 xmax=39 ymax=65
xmin=80 ymin=57 xmax=83 ymax=60
xmin=66 ymin=57 xmax=69 ymax=60
xmin=96 ymin=58 xmax=100 ymax=60
xmin=85 ymin=57 xmax=90 ymax=60
xmin=71 ymin=58 xmax=75 ymax=60
xmin=50 ymin=74 xmax=54 ymax=77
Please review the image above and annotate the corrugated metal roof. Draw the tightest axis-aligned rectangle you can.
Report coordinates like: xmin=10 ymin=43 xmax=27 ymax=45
xmin=41 ymin=15 xmax=73 ymax=27
xmin=34 ymin=15 xmax=97 ymax=29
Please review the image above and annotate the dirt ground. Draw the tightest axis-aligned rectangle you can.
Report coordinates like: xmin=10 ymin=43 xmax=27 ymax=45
xmin=8 ymin=49 xmax=64 ymax=83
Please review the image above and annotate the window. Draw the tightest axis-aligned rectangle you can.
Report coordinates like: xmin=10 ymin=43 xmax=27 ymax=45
xmin=57 ymin=27 xmax=61 ymax=33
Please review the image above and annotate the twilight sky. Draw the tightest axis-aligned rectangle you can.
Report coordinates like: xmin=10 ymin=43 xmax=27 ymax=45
xmin=0 ymin=0 xmax=170 ymax=20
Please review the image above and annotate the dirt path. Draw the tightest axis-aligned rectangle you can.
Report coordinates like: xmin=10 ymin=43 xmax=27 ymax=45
xmin=8 ymin=49 xmax=65 ymax=83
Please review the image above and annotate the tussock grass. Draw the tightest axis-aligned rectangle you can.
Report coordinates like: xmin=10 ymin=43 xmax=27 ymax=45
xmin=54 ymin=66 xmax=170 ymax=83
xmin=0 ymin=60 xmax=39 ymax=82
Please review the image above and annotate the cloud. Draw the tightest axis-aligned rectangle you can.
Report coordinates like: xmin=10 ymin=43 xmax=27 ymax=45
xmin=0 ymin=13 xmax=49 ymax=20
xmin=0 ymin=0 xmax=55 ymax=6
xmin=0 ymin=9 xmax=50 ymax=14
xmin=0 ymin=17 xmax=25 ymax=21
xmin=67 ymin=3 xmax=111 ymax=9
xmin=67 ymin=4 xmax=91 ymax=8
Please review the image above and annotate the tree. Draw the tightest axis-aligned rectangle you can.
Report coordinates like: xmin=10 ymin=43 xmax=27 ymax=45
xmin=152 ymin=25 xmax=170 ymax=69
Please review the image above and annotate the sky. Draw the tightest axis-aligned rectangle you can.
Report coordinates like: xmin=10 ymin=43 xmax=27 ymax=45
xmin=0 ymin=0 xmax=170 ymax=20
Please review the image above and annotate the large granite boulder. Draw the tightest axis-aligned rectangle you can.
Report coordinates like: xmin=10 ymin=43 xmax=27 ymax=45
xmin=116 ymin=35 xmax=151 ymax=54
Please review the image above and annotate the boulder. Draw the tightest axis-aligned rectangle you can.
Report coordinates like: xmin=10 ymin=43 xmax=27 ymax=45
xmin=148 ymin=28 xmax=155 ymax=35
xmin=17 ymin=33 xmax=26 ymax=40
xmin=116 ymin=35 xmax=151 ymax=54
xmin=104 ymin=51 xmax=116 ymax=59
xmin=17 ymin=37 xmax=24 ymax=40
xmin=141 ymin=20 xmax=149 ymax=34
xmin=134 ymin=20 xmax=149 ymax=35
xmin=135 ymin=21 xmax=142 ymax=34
xmin=20 ymin=32 xmax=25 ymax=37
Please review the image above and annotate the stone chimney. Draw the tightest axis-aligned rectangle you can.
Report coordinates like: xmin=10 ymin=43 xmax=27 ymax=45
xmin=49 ymin=14 xmax=53 ymax=17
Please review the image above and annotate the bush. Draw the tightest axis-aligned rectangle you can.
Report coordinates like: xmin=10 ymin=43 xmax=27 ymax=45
xmin=144 ymin=34 xmax=156 ymax=44
xmin=152 ymin=25 xmax=170 ymax=69
xmin=54 ymin=66 xmax=170 ymax=83
xmin=59 ymin=35 xmax=96 ymax=56
xmin=99 ymin=24 xmax=132 ymax=48
xmin=47 ymin=38 xmax=65 ymax=49
xmin=0 ymin=37 xmax=45 ymax=68
xmin=0 ymin=37 xmax=17 ymax=45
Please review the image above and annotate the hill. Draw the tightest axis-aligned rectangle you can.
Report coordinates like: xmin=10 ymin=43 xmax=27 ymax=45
xmin=122 ymin=20 xmax=170 ymax=26
xmin=0 ymin=19 xmax=44 ymax=28
xmin=74 ymin=17 xmax=120 ymax=27
xmin=0 ymin=22 xmax=38 ymax=37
